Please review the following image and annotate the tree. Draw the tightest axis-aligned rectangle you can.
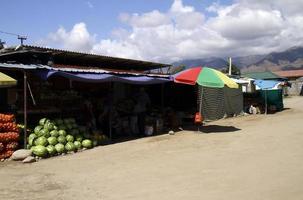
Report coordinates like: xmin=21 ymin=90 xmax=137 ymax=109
xmin=222 ymin=63 xmax=241 ymax=75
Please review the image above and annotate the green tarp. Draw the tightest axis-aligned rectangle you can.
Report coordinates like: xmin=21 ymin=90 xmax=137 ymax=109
xmin=260 ymin=89 xmax=284 ymax=111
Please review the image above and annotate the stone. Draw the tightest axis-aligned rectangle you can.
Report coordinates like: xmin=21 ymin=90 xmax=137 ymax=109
xmin=168 ymin=130 xmax=175 ymax=135
xmin=11 ymin=149 xmax=32 ymax=161
xmin=22 ymin=156 xmax=36 ymax=163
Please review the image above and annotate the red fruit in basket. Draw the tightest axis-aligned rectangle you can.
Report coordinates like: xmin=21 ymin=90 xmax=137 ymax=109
xmin=0 ymin=132 xmax=19 ymax=143
xmin=0 ymin=114 xmax=15 ymax=123
xmin=0 ymin=150 xmax=14 ymax=159
xmin=0 ymin=143 xmax=4 ymax=152
xmin=5 ymin=142 xmax=18 ymax=150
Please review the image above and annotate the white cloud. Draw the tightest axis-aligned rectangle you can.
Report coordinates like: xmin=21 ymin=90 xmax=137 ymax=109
xmin=40 ymin=0 xmax=303 ymax=63
xmin=45 ymin=22 xmax=95 ymax=52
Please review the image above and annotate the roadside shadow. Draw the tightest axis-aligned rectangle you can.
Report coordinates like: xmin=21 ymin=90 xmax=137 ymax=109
xmin=183 ymin=125 xmax=241 ymax=133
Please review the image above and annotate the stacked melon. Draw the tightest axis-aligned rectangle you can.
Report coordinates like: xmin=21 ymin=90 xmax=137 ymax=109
xmin=28 ymin=118 xmax=93 ymax=158
xmin=0 ymin=114 xmax=20 ymax=160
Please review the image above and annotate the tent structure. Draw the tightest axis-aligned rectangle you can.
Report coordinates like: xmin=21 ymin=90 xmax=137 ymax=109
xmin=174 ymin=67 xmax=239 ymax=126
xmin=0 ymin=72 xmax=17 ymax=87
xmin=254 ymin=80 xmax=284 ymax=114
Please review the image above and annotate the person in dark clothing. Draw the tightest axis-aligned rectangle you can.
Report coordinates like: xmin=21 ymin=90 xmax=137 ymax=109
xmin=134 ymin=88 xmax=151 ymax=136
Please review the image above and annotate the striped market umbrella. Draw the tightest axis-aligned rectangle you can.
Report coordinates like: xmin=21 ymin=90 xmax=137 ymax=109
xmin=174 ymin=67 xmax=238 ymax=127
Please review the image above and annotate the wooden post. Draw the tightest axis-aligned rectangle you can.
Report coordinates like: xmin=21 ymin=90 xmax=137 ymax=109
xmin=265 ymin=90 xmax=268 ymax=115
xmin=23 ymin=70 xmax=27 ymax=148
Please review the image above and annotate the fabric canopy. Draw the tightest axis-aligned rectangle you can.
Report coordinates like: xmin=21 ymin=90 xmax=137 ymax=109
xmin=0 ymin=72 xmax=17 ymax=87
xmin=37 ymin=70 xmax=172 ymax=85
xmin=174 ymin=67 xmax=238 ymax=88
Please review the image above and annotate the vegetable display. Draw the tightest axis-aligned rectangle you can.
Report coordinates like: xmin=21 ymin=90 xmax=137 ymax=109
xmin=28 ymin=117 xmax=108 ymax=158
xmin=0 ymin=113 xmax=19 ymax=160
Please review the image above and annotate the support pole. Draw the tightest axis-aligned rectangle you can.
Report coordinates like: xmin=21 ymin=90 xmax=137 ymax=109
xmin=198 ymin=86 xmax=203 ymax=132
xmin=109 ymin=82 xmax=113 ymax=141
xmin=23 ymin=70 xmax=27 ymax=148
xmin=265 ymin=90 xmax=268 ymax=115
xmin=229 ymin=57 xmax=232 ymax=76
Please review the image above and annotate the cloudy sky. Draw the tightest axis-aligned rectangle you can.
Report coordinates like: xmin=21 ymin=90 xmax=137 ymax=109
xmin=1 ymin=0 xmax=303 ymax=63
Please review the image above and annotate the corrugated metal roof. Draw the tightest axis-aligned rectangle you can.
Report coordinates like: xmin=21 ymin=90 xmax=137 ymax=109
xmin=0 ymin=63 xmax=171 ymax=78
xmin=242 ymin=71 xmax=282 ymax=80
xmin=274 ymin=70 xmax=303 ymax=78
xmin=23 ymin=45 xmax=171 ymax=69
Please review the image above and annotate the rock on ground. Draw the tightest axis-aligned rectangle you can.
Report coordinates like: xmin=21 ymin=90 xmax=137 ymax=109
xmin=22 ymin=156 xmax=36 ymax=163
xmin=11 ymin=149 xmax=32 ymax=161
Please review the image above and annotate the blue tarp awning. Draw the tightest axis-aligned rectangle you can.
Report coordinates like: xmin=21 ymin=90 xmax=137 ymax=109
xmin=254 ymin=79 xmax=280 ymax=90
xmin=37 ymin=70 xmax=172 ymax=85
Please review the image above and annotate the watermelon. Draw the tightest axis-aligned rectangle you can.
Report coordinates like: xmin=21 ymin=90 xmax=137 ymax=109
xmin=71 ymin=129 xmax=79 ymax=135
xmin=82 ymin=139 xmax=93 ymax=149
xmin=58 ymin=130 xmax=67 ymax=137
xmin=34 ymin=136 xmax=48 ymax=146
xmin=93 ymin=139 xmax=98 ymax=147
xmin=28 ymin=133 xmax=36 ymax=141
xmin=54 ymin=119 xmax=63 ymax=125
xmin=44 ymin=122 xmax=55 ymax=131
xmin=74 ymin=141 xmax=82 ymax=150
xmin=75 ymin=135 xmax=83 ymax=142
xmin=38 ymin=129 xmax=50 ymax=137
xmin=58 ymin=125 xmax=66 ymax=130
xmin=34 ymin=125 xmax=43 ymax=134
xmin=46 ymin=145 xmax=57 ymax=156
xmin=57 ymin=135 xmax=67 ymax=144
xmin=33 ymin=145 xmax=48 ymax=157
xmin=63 ymin=119 xmax=70 ymax=124
xmin=28 ymin=134 xmax=37 ymax=146
xmin=79 ymin=126 xmax=86 ymax=133
xmin=65 ymin=142 xmax=75 ymax=152
xmin=47 ymin=137 xmax=58 ymax=146
xmin=66 ymin=135 xmax=74 ymax=142
xmin=26 ymin=144 xmax=32 ymax=149
xmin=55 ymin=143 xmax=65 ymax=154
xmin=50 ymin=130 xmax=59 ymax=137
xmin=39 ymin=118 xmax=50 ymax=126
xmin=66 ymin=124 xmax=73 ymax=130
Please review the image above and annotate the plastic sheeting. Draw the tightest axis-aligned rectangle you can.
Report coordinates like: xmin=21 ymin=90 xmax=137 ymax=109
xmin=254 ymin=79 xmax=280 ymax=90
xmin=260 ymin=89 xmax=284 ymax=111
xmin=36 ymin=70 xmax=172 ymax=85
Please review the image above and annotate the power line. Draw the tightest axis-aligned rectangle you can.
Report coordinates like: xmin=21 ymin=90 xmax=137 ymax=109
xmin=0 ymin=30 xmax=27 ymax=45
xmin=0 ymin=30 xmax=20 ymax=37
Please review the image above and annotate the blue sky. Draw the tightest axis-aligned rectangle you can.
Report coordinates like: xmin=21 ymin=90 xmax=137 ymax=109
xmin=0 ymin=0 xmax=229 ymax=45
xmin=1 ymin=0 xmax=303 ymax=62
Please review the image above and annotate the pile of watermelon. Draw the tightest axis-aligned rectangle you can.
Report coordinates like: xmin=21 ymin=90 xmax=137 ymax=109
xmin=0 ymin=114 xmax=20 ymax=160
xmin=28 ymin=118 xmax=95 ymax=158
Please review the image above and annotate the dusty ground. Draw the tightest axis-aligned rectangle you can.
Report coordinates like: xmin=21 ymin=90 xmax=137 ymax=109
xmin=1 ymin=96 xmax=303 ymax=200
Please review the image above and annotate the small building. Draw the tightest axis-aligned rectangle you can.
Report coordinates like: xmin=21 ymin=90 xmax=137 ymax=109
xmin=242 ymin=71 xmax=284 ymax=81
xmin=274 ymin=70 xmax=303 ymax=96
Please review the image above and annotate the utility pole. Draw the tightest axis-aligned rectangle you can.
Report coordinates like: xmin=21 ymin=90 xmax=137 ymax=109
xmin=18 ymin=35 xmax=27 ymax=46
xmin=228 ymin=57 xmax=232 ymax=76
xmin=0 ymin=39 xmax=5 ymax=49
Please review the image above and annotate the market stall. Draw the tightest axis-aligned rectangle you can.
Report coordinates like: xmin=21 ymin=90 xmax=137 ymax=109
xmin=174 ymin=67 xmax=239 ymax=125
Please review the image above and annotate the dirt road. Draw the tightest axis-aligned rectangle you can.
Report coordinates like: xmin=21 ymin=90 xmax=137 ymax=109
xmin=1 ymin=96 xmax=303 ymax=200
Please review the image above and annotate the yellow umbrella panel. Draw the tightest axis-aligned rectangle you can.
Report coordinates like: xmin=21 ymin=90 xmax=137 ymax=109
xmin=0 ymin=72 xmax=17 ymax=87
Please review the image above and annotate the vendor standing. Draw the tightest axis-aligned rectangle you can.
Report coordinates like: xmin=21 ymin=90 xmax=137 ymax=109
xmin=134 ymin=87 xmax=151 ymax=136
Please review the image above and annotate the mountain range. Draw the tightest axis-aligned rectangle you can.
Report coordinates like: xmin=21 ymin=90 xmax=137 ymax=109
xmin=172 ymin=46 xmax=303 ymax=72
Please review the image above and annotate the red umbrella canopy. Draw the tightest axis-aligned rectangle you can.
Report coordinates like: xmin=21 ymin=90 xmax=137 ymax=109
xmin=174 ymin=67 xmax=202 ymax=85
